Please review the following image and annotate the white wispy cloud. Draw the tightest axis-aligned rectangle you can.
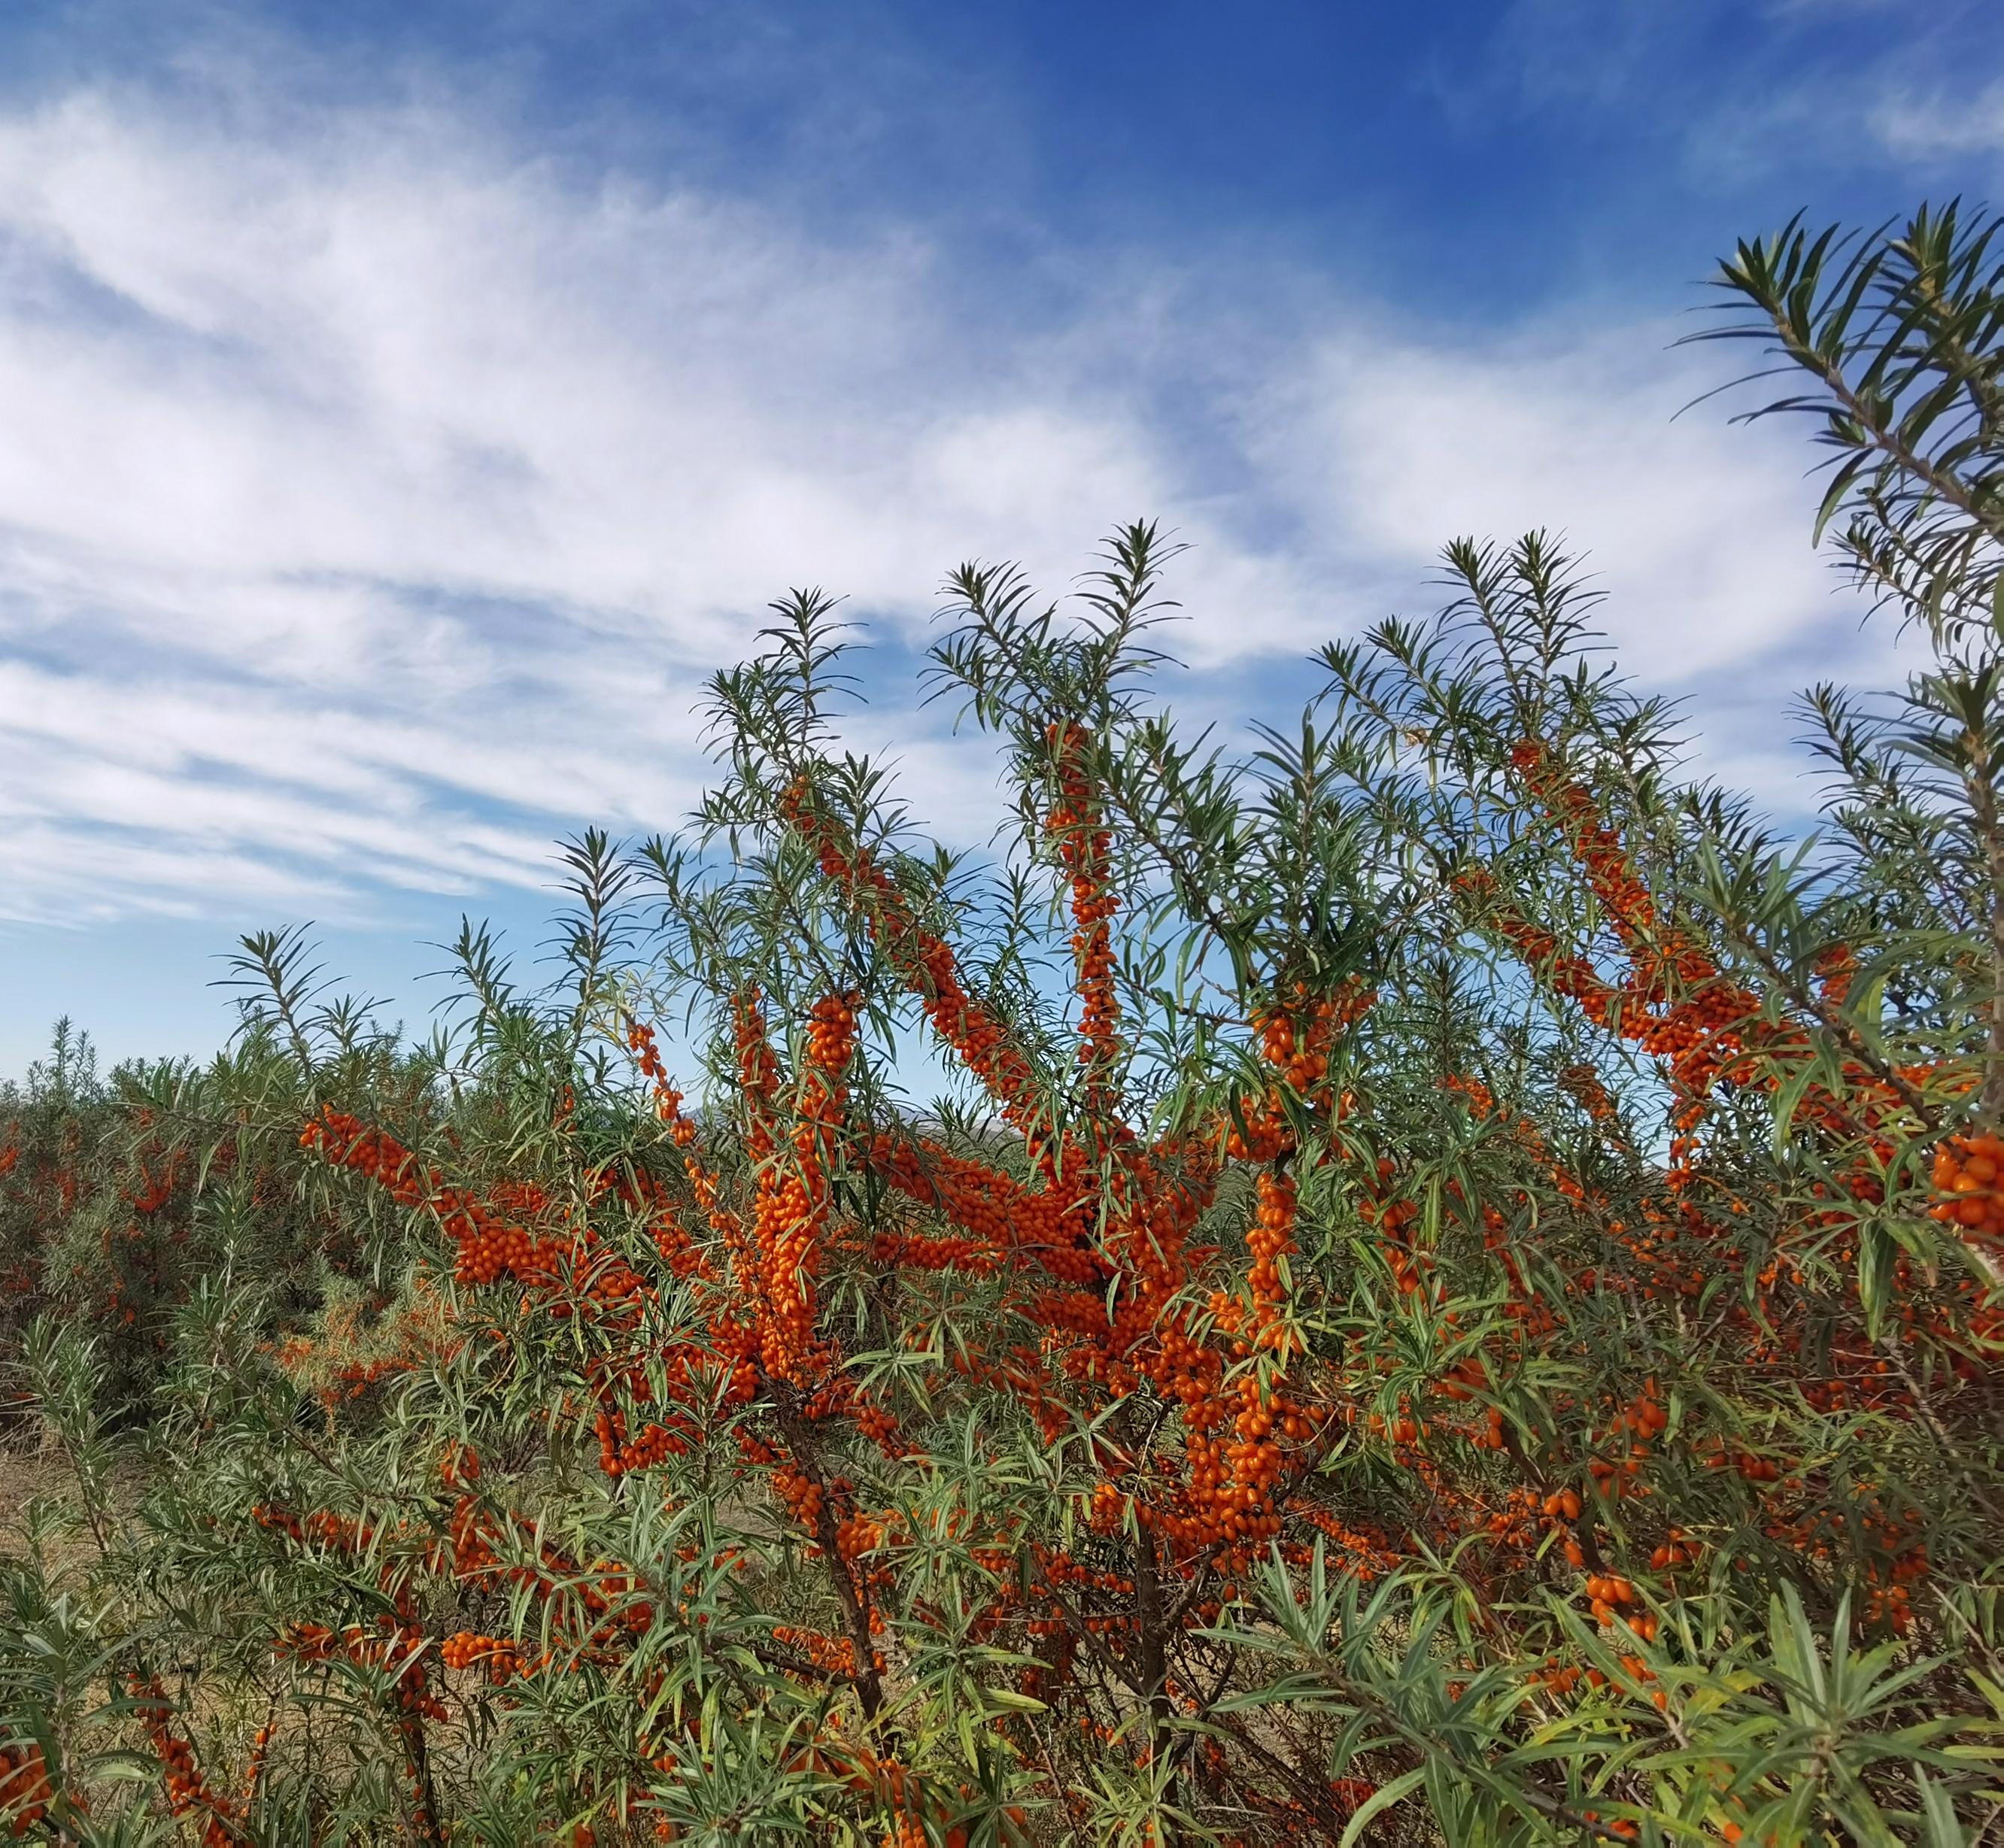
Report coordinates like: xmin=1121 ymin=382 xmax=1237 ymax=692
xmin=0 ymin=71 xmax=1889 ymax=928
xmin=1872 ymin=79 xmax=2004 ymax=159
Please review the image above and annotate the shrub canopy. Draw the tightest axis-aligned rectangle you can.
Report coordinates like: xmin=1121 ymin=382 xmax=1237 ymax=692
xmin=4 ymin=202 xmax=2004 ymax=1847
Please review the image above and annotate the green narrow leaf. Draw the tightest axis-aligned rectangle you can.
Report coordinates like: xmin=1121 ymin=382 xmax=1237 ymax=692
xmin=1859 ymin=1218 xmax=1893 ymax=1339
xmin=1914 ymin=1769 xmax=1966 ymax=1848
xmin=1340 ymin=1768 xmax=1429 ymax=1846
xmin=1814 ymin=453 xmax=1869 ymax=545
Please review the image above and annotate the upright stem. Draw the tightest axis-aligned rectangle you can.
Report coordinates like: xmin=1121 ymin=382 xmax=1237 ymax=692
xmin=397 ymin=1710 xmax=445 ymax=1845
xmin=1131 ymin=1520 xmax=1174 ymax=1808
xmin=1964 ymin=724 xmax=2004 ymax=1120
xmin=774 ymin=1399 xmax=888 ymax=1732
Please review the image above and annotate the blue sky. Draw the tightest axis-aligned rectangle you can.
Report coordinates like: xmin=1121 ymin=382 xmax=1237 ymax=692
xmin=2 ymin=0 xmax=1999 ymax=1075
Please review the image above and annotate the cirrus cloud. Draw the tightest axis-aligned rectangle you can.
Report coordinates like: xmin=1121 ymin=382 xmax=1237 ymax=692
xmin=0 ymin=71 xmax=1892 ymax=940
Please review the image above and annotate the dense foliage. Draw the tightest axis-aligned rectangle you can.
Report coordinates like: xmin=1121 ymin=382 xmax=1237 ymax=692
xmin=4 ymin=205 xmax=2004 ymax=1846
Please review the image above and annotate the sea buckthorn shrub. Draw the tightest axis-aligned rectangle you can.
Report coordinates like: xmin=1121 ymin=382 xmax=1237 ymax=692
xmin=0 ymin=983 xmax=463 ymax=1416
xmin=0 ymin=1021 xmax=262 ymax=1403
xmin=4 ymin=204 xmax=2004 ymax=1846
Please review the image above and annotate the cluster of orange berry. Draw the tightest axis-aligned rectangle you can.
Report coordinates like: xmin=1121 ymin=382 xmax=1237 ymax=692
xmin=1291 ymin=1503 xmax=1397 ymax=1579
xmin=1930 ymin=1132 xmax=2004 ymax=1240
xmin=1581 ymin=1571 xmax=1656 ymax=1641
xmin=0 ymin=1739 xmax=54 ymax=1837
xmin=278 ymin=1621 xmax=448 ymax=1725
xmin=1693 ymin=1438 xmax=1784 ymax=1485
xmin=805 ymin=990 xmax=859 ymax=1078
xmin=772 ymin=1623 xmax=859 ymax=1676
xmin=1534 ymin=1488 xmax=1591 ymax=1564
xmin=1864 ymin=1540 xmax=1930 ymax=1635
xmin=308 ymin=1090 xmax=715 ymax=1506
xmin=834 ymin=1511 xmax=890 ymax=1561
xmin=1244 ymin=1170 xmax=1298 ymax=1338
xmin=723 ymin=994 xmax=840 ymax=1387
xmin=125 ymin=1673 xmax=242 ymax=1845
xmin=1252 ymin=979 xmax=1373 ymax=1096
xmin=595 ymin=1411 xmax=687 ymax=1477
xmin=1510 ymin=743 xmax=1653 ymax=930
xmin=1528 ymin=1657 xmax=1585 ymax=1697
xmin=1580 ymin=1379 xmax=1668 ymax=1501
xmin=771 ymin=1456 xmax=838 ymax=1539
xmin=301 ymin=1108 xmax=561 ymax=1288
xmin=1649 ymin=1528 xmax=1697 ymax=1572
xmin=1161 ymin=1370 xmax=1292 ymax=1550
xmin=1478 ymin=751 xmax=1764 ymax=1188
xmin=870 ymin=1128 xmax=1083 ymax=1276
xmin=126 ymin=1146 xmax=184 ymax=1215
xmin=1561 ymin=1063 xmax=1619 ymax=1125
xmin=1457 ymin=863 xmax=1614 ymax=1018
xmin=253 ymin=1501 xmax=375 ymax=1555
xmin=852 ymin=1754 xmax=980 ymax=1848
xmin=780 ymin=780 xmax=1042 ymax=1130
xmin=1045 ymin=724 xmax=1124 ymax=1096
xmin=269 ymin=1285 xmax=460 ymax=1409
xmin=748 ymin=1160 xmax=824 ymax=1381
xmin=1501 ymin=742 xmax=1982 ymax=1273
xmin=440 ymin=1631 xmax=539 ymax=1683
